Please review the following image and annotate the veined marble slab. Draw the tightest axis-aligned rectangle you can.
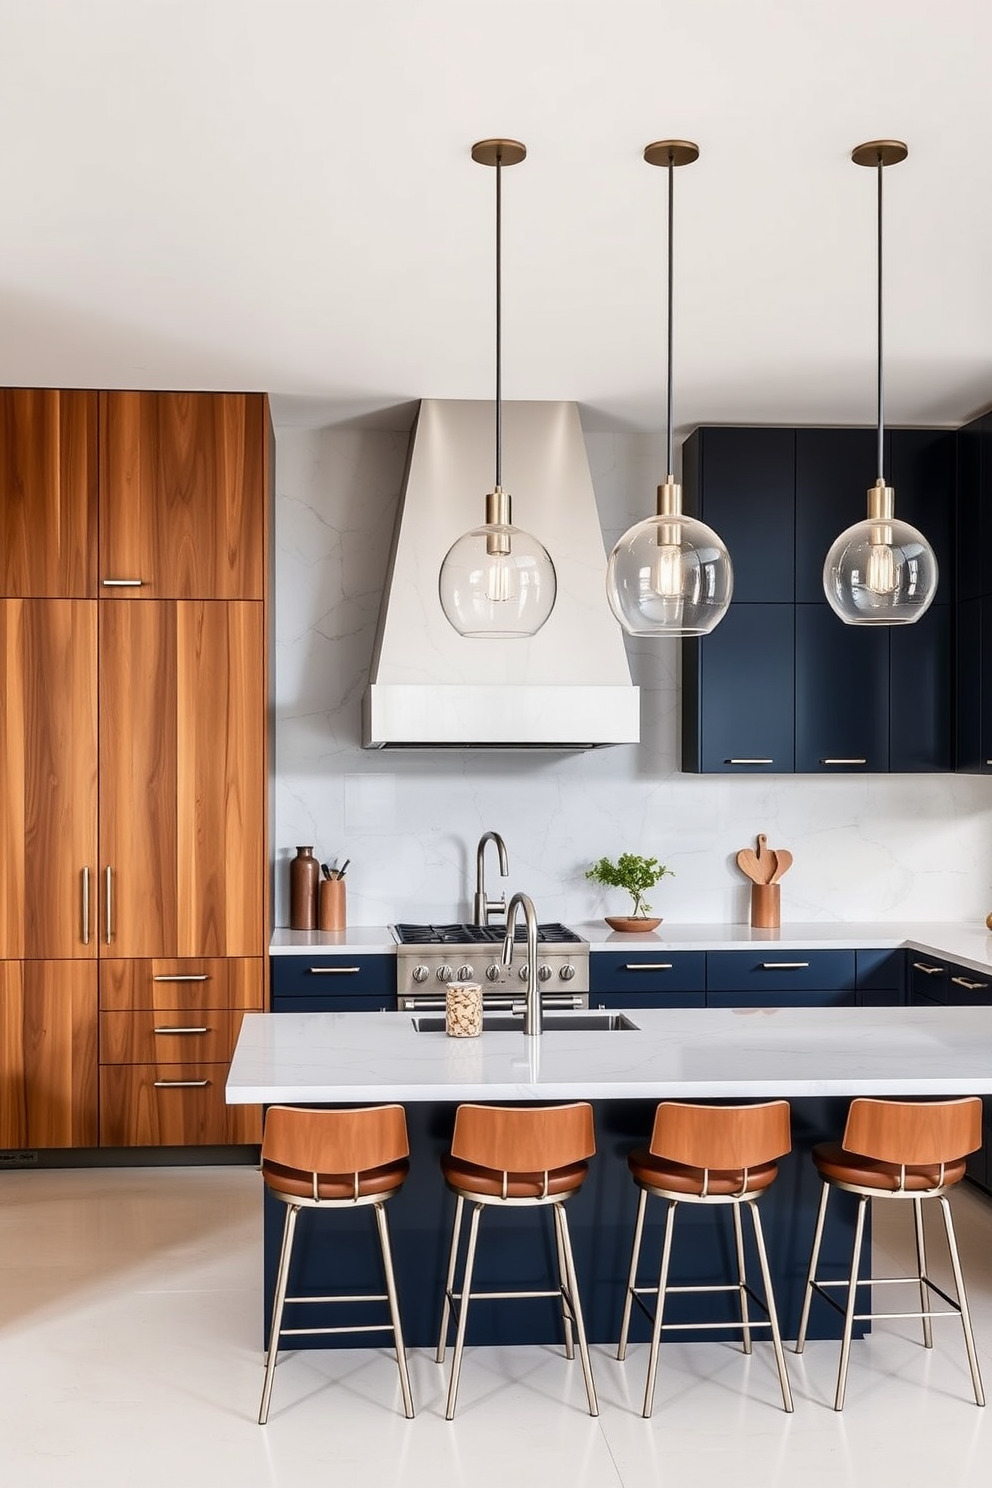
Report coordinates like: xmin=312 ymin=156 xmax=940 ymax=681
xmin=227 ymin=1003 xmax=992 ymax=1104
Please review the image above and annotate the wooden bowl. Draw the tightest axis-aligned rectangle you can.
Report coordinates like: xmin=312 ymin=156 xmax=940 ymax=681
xmin=605 ymin=916 xmax=662 ymax=933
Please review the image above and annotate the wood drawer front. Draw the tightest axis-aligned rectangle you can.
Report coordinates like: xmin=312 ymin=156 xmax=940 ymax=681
xmin=100 ymin=958 xmax=264 ymax=1011
xmin=706 ymin=950 xmax=855 ymax=994
xmin=99 ymin=1063 xmax=260 ymax=1146
xmin=589 ymin=952 xmax=705 ymax=994
xmin=100 ymin=1009 xmax=240 ymax=1064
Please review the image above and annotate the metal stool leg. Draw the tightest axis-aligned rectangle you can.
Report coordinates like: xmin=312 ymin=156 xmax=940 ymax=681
xmin=258 ymin=1202 xmax=300 ymax=1425
xmin=617 ymin=1187 xmax=648 ymax=1362
xmin=444 ymin=1201 xmax=483 ymax=1421
xmin=436 ymin=1194 xmax=465 ymax=1365
xmin=552 ymin=1196 xmax=576 ymax=1360
xmin=834 ymin=1193 xmax=869 ymax=1411
xmin=938 ymin=1194 xmax=986 ymax=1407
xmin=732 ymin=1200 xmax=753 ymax=1355
xmin=642 ymin=1198 xmax=677 ymax=1419
xmin=911 ymin=1196 xmax=933 ymax=1350
xmin=748 ymin=1201 xmax=794 ymax=1413
xmin=373 ymin=1201 xmax=415 ymax=1419
xmin=795 ymin=1180 xmax=830 ymax=1354
xmin=555 ymin=1202 xmax=599 ymax=1417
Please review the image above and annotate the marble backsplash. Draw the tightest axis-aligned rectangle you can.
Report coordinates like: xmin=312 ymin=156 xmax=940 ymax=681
xmin=273 ymin=421 xmax=992 ymax=930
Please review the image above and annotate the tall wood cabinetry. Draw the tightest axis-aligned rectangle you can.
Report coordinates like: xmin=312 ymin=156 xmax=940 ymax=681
xmin=0 ymin=389 xmax=270 ymax=1151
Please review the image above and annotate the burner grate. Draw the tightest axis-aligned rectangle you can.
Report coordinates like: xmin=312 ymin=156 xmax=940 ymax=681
xmin=394 ymin=922 xmax=582 ymax=946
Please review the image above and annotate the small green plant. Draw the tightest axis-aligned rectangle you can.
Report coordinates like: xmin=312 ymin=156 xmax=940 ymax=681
xmin=585 ymin=853 xmax=673 ymax=918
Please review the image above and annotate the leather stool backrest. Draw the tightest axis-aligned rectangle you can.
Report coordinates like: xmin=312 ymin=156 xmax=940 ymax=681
xmin=843 ymin=1097 xmax=982 ymax=1165
xmin=262 ymin=1104 xmax=410 ymax=1174
xmin=649 ymin=1100 xmax=792 ymax=1170
xmin=450 ymin=1102 xmax=596 ymax=1172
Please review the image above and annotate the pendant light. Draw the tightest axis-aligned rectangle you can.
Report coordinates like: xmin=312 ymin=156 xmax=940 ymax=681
xmin=438 ymin=139 xmax=557 ymax=640
xmin=606 ymin=141 xmax=733 ymax=637
xmin=823 ymin=141 xmax=938 ymax=625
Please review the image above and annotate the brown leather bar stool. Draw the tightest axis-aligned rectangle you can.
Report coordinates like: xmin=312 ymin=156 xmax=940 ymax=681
xmin=617 ymin=1100 xmax=794 ymax=1417
xmin=435 ymin=1101 xmax=598 ymax=1420
xmin=795 ymin=1096 xmax=985 ymax=1410
xmin=258 ymin=1103 xmax=415 ymax=1424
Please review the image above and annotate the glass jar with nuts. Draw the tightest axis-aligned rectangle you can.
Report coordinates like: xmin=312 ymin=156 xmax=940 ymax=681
xmin=445 ymin=981 xmax=483 ymax=1038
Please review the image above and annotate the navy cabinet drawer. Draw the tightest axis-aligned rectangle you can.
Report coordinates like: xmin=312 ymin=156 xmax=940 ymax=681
xmin=590 ymin=952 xmax=705 ymax=995
xmin=706 ymin=950 xmax=855 ymax=994
xmin=592 ymin=990 xmax=706 ymax=1011
xmin=273 ymin=995 xmax=390 ymax=1013
xmin=855 ymin=949 xmax=905 ymax=993
xmin=947 ymin=963 xmax=992 ymax=1006
xmin=708 ymin=989 xmax=856 ymax=1009
xmin=908 ymin=955 xmax=949 ymax=1003
xmin=271 ymin=955 xmax=395 ymax=1005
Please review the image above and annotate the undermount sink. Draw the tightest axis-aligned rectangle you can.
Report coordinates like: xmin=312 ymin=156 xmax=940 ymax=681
xmin=412 ymin=1012 xmax=639 ymax=1033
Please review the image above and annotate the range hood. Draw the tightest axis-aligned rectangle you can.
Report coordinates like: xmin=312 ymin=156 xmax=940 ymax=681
xmin=362 ymin=399 xmax=640 ymax=749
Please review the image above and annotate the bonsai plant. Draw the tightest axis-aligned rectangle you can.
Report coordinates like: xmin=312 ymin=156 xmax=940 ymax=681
xmin=585 ymin=853 xmax=673 ymax=930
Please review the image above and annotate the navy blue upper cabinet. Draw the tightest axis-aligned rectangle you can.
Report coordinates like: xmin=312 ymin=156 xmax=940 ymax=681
xmin=795 ymin=604 xmax=889 ymax=771
xmin=956 ymin=413 xmax=991 ymax=774
xmin=890 ymin=602 xmax=952 ymax=772
xmin=682 ymin=429 xmax=795 ymax=602
xmin=795 ymin=429 xmax=885 ymax=602
xmin=956 ymin=415 xmax=989 ymax=604
xmin=682 ymin=605 xmax=795 ymax=773
xmin=888 ymin=430 xmax=954 ymax=596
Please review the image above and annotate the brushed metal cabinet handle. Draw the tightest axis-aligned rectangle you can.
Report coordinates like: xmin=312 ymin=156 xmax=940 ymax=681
xmin=104 ymin=866 xmax=113 ymax=944
xmin=624 ymin=963 xmax=674 ymax=971
xmin=725 ymin=759 xmax=773 ymax=765
xmin=152 ymin=974 xmax=210 ymax=982
xmin=101 ymin=578 xmax=144 ymax=587
xmin=154 ymin=1079 xmax=210 ymax=1088
xmin=951 ymin=976 xmax=988 ymax=992
xmin=81 ymin=866 xmax=90 ymax=946
xmin=912 ymin=962 xmax=944 ymax=975
xmin=819 ymin=758 xmax=867 ymax=766
xmin=308 ymin=966 xmax=360 ymax=974
xmin=760 ymin=961 xmax=810 ymax=970
xmin=153 ymin=1026 xmax=210 ymax=1035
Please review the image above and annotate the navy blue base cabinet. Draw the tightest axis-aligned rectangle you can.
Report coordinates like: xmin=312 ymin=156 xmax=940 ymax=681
xmin=271 ymin=954 xmax=394 ymax=1012
xmin=261 ymin=1096 xmax=868 ymax=1350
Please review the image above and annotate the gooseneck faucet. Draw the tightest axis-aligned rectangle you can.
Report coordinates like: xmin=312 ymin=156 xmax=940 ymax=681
xmin=473 ymin=830 xmax=509 ymax=926
xmin=502 ymin=891 xmax=542 ymax=1036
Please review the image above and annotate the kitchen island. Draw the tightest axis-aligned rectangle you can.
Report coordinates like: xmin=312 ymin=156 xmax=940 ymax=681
xmin=228 ymin=1003 xmax=992 ymax=1348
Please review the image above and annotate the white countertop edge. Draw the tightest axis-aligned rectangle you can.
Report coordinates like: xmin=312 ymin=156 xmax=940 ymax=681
xmin=270 ymin=927 xmax=397 ymax=955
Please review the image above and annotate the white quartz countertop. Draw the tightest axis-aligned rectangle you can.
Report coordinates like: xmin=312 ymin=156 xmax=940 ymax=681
xmin=269 ymin=921 xmax=992 ymax=976
xmin=227 ymin=1003 xmax=992 ymax=1104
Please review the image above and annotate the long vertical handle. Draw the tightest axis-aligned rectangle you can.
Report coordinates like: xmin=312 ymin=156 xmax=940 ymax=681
xmin=104 ymin=866 xmax=113 ymax=945
xmin=81 ymin=866 xmax=90 ymax=945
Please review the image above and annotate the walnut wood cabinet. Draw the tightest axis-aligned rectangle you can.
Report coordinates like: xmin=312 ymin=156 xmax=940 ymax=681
xmin=0 ymin=390 xmax=270 ymax=1152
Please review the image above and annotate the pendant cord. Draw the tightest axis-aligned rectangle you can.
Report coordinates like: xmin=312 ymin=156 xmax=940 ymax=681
xmin=666 ymin=151 xmax=675 ymax=478
xmin=495 ymin=147 xmax=502 ymax=490
xmin=876 ymin=152 xmax=884 ymax=482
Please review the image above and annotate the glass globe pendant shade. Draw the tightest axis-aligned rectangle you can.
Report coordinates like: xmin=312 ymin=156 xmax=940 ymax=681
xmin=605 ymin=482 xmax=733 ymax=636
xmin=822 ymin=482 xmax=938 ymax=626
xmin=439 ymin=489 xmax=557 ymax=639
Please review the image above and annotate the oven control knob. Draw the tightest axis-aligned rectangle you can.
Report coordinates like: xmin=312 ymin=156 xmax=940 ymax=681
xmin=538 ymin=965 xmax=553 ymax=982
xmin=456 ymin=965 xmax=474 ymax=982
xmin=518 ymin=965 xmax=530 ymax=982
xmin=559 ymin=964 xmax=576 ymax=981
xmin=486 ymin=964 xmax=501 ymax=982
xmin=436 ymin=965 xmax=454 ymax=983
xmin=412 ymin=965 xmax=430 ymax=983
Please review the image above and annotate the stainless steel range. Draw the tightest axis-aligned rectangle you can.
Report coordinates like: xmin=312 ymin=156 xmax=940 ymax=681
xmin=393 ymin=923 xmax=589 ymax=1012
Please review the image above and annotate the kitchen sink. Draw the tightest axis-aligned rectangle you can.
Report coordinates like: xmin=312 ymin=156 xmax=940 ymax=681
xmin=412 ymin=1012 xmax=639 ymax=1033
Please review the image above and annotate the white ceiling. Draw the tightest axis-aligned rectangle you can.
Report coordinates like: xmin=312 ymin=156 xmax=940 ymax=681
xmin=4 ymin=0 xmax=992 ymax=437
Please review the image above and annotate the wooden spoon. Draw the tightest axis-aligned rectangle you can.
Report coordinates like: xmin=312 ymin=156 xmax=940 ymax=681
xmin=769 ymin=849 xmax=793 ymax=883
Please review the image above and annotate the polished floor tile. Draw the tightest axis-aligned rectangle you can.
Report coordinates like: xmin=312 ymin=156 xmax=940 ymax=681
xmin=2 ymin=1166 xmax=992 ymax=1486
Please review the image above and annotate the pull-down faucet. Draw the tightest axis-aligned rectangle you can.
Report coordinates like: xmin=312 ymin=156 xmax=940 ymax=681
xmin=473 ymin=831 xmax=509 ymax=926
xmin=502 ymin=891 xmax=542 ymax=1037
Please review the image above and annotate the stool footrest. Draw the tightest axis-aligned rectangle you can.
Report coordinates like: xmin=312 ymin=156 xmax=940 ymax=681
xmin=277 ymin=1322 xmax=399 ymax=1338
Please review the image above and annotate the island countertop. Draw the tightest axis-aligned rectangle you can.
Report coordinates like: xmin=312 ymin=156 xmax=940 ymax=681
xmin=227 ymin=1003 xmax=992 ymax=1105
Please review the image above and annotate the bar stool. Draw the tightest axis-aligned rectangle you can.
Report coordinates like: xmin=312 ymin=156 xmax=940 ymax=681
xmin=795 ymin=1096 xmax=985 ymax=1410
xmin=617 ymin=1100 xmax=794 ymax=1417
xmin=258 ymin=1103 xmax=415 ymax=1424
xmin=435 ymin=1101 xmax=598 ymax=1420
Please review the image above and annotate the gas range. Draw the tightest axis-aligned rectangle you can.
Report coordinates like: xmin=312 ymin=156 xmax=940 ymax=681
xmin=392 ymin=922 xmax=590 ymax=1010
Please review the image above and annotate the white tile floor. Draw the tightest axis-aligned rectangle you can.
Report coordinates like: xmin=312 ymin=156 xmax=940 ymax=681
xmin=2 ymin=1164 xmax=992 ymax=1487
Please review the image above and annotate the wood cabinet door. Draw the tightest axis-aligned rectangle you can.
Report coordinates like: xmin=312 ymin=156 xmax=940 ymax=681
xmin=99 ymin=601 xmax=265 ymax=959
xmin=0 ymin=389 xmax=98 ymax=598
xmin=0 ymin=961 xmax=98 ymax=1147
xmin=0 ymin=600 xmax=98 ymax=958
xmin=98 ymin=392 xmax=265 ymax=599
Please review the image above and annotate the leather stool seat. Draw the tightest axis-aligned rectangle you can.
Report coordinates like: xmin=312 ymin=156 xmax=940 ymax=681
xmin=441 ymin=1153 xmax=588 ymax=1199
xmin=628 ymin=1147 xmax=779 ymax=1197
xmin=262 ymin=1156 xmax=410 ymax=1201
xmin=812 ymin=1141 xmax=965 ymax=1193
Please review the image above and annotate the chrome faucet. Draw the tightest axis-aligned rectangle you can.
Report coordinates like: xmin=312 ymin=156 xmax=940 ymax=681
xmin=473 ymin=830 xmax=509 ymax=926
xmin=502 ymin=891 xmax=542 ymax=1036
